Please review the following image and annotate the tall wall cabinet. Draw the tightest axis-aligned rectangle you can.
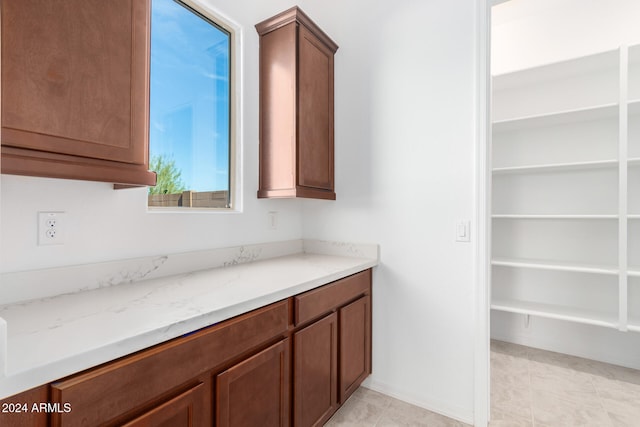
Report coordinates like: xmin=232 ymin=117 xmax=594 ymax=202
xmin=491 ymin=44 xmax=640 ymax=332
xmin=256 ymin=7 xmax=338 ymax=200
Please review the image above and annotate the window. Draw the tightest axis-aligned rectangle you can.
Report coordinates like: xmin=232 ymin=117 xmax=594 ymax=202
xmin=148 ymin=0 xmax=233 ymax=208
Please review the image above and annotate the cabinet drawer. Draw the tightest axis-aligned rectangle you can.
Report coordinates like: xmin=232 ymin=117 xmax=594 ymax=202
xmin=51 ymin=299 xmax=289 ymax=427
xmin=295 ymin=270 xmax=371 ymax=326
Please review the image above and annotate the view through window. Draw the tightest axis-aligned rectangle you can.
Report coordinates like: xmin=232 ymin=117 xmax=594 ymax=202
xmin=148 ymin=0 xmax=232 ymax=208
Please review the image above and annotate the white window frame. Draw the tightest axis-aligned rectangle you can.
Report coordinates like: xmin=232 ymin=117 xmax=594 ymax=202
xmin=148 ymin=0 xmax=243 ymax=213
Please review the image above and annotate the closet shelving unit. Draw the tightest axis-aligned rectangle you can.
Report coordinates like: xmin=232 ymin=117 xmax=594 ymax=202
xmin=628 ymin=44 xmax=640 ymax=332
xmin=491 ymin=45 xmax=640 ymax=332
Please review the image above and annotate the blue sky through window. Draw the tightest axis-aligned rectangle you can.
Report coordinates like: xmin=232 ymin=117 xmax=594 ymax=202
xmin=150 ymin=0 xmax=230 ymax=192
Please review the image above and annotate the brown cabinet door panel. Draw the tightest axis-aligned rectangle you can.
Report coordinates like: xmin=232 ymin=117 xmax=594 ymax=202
xmin=1 ymin=0 xmax=149 ymax=165
xmin=297 ymin=25 xmax=334 ymax=191
xmin=294 ymin=312 xmax=338 ymax=427
xmin=121 ymin=383 xmax=206 ymax=427
xmin=216 ymin=339 xmax=290 ymax=427
xmin=0 ymin=385 xmax=49 ymax=427
xmin=339 ymin=295 xmax=372 ymax=403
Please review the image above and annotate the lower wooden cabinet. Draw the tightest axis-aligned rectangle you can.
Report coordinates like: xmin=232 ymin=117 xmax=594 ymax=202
xmin=49 ymin=300 xmax=288 ymax=427
xmin=339 ymin=295 xmax=372 ymax=403
xmin=293 ymin=270 xmax=372 ymax=426
xmin=0 ymin=269 xmax=372 ymax=427
xmin=121 ymin=383 xmax=206 ymax=427
xmin=294 ymin=313 xmax=338 ymax=427
xmin=0 ymin=385 xmax=49 ymax=427
xmin=217 ymin=339 xmax=290 ymax=427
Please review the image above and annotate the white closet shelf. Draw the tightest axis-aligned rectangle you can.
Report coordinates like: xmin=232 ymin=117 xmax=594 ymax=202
xmin=492 ymin=49 xmax=617 ymax=90
xmin=491 ymin=299 xmax=618 ymax=328
xmin=491 ymin=45 xmax=640 ymax=333
xmin=491 ymin=257 xmax=619 ymax=275
xmin=492 ymin=214 xmax=618 ymax=219
xmin=493 ymin=103 xmax=618 ymax=132
xmin=493 ymin=159 xmax=618 ymax=174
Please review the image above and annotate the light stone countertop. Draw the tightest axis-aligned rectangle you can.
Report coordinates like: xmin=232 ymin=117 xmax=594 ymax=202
xmin=0 ymin=239 xmax=378 ymax=400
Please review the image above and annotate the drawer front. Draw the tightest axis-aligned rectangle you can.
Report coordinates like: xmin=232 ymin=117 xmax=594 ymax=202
xmin=295 ymin=270 xmax=371 ymax=326
xmin=51 ymin=299 xmax=289 ymax=427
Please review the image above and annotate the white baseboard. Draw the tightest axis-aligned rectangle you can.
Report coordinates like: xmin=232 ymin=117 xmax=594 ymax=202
xmin=362 ymin=378 xmax=474 ymax=425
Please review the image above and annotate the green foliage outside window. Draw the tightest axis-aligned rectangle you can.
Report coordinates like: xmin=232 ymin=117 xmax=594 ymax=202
xmin=148 ymin=155 xmax=187 ymax=195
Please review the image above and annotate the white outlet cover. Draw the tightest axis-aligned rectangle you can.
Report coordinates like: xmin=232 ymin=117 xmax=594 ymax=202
xmin=268 ymin=211 xmax=278 ymax=230
xmin=38 ymin=211 xmax=66 ymax=246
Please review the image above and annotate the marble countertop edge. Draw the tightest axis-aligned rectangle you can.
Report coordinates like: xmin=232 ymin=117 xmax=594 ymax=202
xmin=0 ymin=245 xmax=377 ymax=400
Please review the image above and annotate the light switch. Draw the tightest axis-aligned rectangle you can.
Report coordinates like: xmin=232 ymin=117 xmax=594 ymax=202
xmin=455 ymin=220 xmax=470 ymax=242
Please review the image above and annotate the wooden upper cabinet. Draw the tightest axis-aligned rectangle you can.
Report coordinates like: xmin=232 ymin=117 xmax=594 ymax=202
xmin=1 ymin=0 xmax=156 ymax=186
xmin=256 ymin=7 xmax=338 ymax=200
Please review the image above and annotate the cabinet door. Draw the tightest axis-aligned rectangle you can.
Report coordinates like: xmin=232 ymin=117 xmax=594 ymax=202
xmin=1 ymin=0 xmax=155 ymax=185
xmin=297 ymin=24 xmax=335 ymax=193
xmin=121 ymin=383 xmax=205 ymax=427
xmin=294 ymin=312 xmax=338 ymax=427
xmin=339 ymin=295 xmax=371 ymax=403
xmin=2 ymin=0 xmax=148 ymax=164
xmin=0 ymin=385 xmax=48 ymax=427
xmin=216 ymin=339 xmax=290 ymax=427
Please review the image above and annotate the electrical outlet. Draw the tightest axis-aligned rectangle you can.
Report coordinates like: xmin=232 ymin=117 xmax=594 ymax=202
xmin=38 ymin=211 xmax=66 ymax=245
xmin=268 ymin=211 xmax=278 ymax=230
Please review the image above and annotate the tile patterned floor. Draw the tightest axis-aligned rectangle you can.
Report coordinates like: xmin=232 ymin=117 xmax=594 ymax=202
xmin=490 ymin=340 xmax=640 ymax=427
xmin=329 ymin=341 xmax=640 ymax=426
xmin=326 ymin=387 xmax=470 ymax=426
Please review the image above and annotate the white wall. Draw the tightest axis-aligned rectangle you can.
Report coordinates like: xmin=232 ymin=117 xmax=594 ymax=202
xmin=1 ymin=0 xmax=484 ymax=423
xmin=300 ymin=0 xmax=479 ymax=422
xmin=491 ymin=0 xmax=640 ymax=370
xmin=492 ymin=312 xmax=640 ymax=370
xmin=0 ymin=0 xmax=305 ymax=273
xmin=492 ymin=0 xmax=640 ymax=75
